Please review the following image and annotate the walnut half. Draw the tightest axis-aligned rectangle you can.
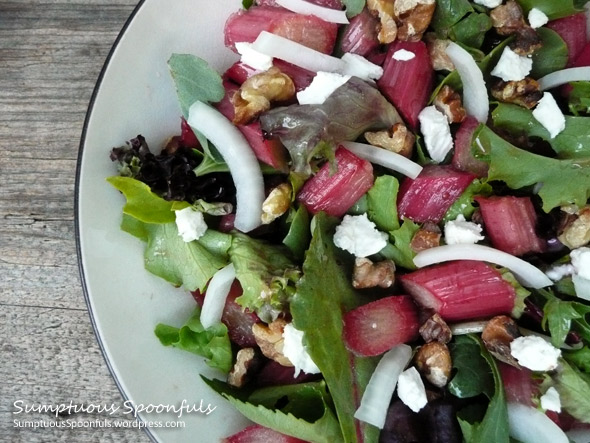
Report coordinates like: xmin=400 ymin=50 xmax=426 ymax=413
xmin=228 ymin=348 xmax=260 ymax=388
xmin=433 ymin=85 xmax=466 ymax=124
xmin=394 ymin=0 xmax=436 ymax=42
xmin=419 ymin=313 xmax=452 ymax=344
xmin=352 ymin=257 xmax=396 ymax=289
xmin=558 ymin=206 xmax=590 ymax=249
xmin=364 ymin=123 xmax=415 ymax=157
xmin=252 ymin=319 xmax=293 ymax=367
xmin=482 ymin=315 xmax=521 ymax=367
xmin=415 ymin=341 xmax=452 ymax=388
xmin=491 ymin=77 xmax=543 ymax=109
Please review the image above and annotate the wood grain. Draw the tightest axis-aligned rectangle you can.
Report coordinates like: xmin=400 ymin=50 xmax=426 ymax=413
xmin=0 ymin=1 xmax=153 ymax=441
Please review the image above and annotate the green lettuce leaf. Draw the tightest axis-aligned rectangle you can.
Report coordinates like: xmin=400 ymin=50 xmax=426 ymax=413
xmin=492 ymin=103 xmax=590 ymax=159
xmin=449 ymin=335 xmax=494 ymax=399
xmin=553 ymin=358 xmax=590 ymax=423
xmin=515 ymin=0 xmax=585 ymax=19
xmin=568 ymin=81 xmax=590 ymax=116
xmin=530 ymin=28 xmax=568 ymax=78
xmin=292 ymin=212 xmax=379 ymax=443
xmin=260 ymin=77 xmax=401 ymax=174
xmin=449 ymin=13 xmax=492 ymax=49
xmin=366 ymin=175 xmax=400 ymax=232
xmin=155 ymin=307 xmax=232 ymax=373
xmin=342 ymin=0 xmax=365 ymax=18
xmin=379 ymin=218 xmax=421 ymax=270
xmin=202 ymin=378 xmax=343 ymax=443
xmin=474 ymin=124 xmax=590 ymax=212
xmin=283 ymin=205 xmax=311 ymax=261
xmin=431 ymin=0 xmax=473 ymax=36
xmin=564 ymin=347 xmax=590 ymax=374
xmin=443 ymin=178 xmax=491 ymax=222
xmin=229 ymin=232 xmax=300 ymax=316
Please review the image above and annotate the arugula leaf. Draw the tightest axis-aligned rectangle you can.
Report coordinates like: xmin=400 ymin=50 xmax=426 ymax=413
xmin=367 ymin=175 xmax=400 ymax=232
xmin=492 ymin=103 xmax=590 ymax=159
xmin=565 ymin=347 xmax=590 ymax=374
xmin=242 ymin=0 xmax=254 ymax=8
xmin=443 ymin=178 xmax=491 ymax=222
xmin=154 ymin=307 xmax=232 ymax=373
xmin=449 ymin=335 xmax=494 ymax=399
xmin=431 ymin=0 xmax=473 ymax=36
xmin=474 ymin=124 xmax=590 ymax=212
xmin=283 ymin=205 xmax=311 ymax=261
xmin=450 ymin=13 xmax=492 ymax=49
xmin=229 ymin=233 xmax=300 ymax=316
xmin=167 ymin=54 xmax=225 ymax=118
xmin=342 ymin=0 xmax=365 ymax=18
xmin=569 ymin=81 xmax=590 ymax=116
xmin=530 ymin=28 xmax=568 ymax=79
xmin=202 ymin=378 xmax=343 ymax=442
xmin=107 ymin=176 xmax=179 ymax=223
xmin=292 ymin=212 xmax=379 ymax=443
xmin=536 ymin=289 xmax=590 ymax=347
xmin=553 ymin=358 xmax=590 ymax=424
xmin=144 ymin=223 xmax=230 ymax=292
xmin=454 ymin=335 xmax=510 ymax=443
xmin=379 ymin=218 xmax=421 ymax=270
xmin=515 ymin=0 xmax=585 ymax=19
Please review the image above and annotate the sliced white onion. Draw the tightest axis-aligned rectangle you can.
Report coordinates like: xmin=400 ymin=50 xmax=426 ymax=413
xmin=252 ymin=31 xmax=346 ymax=73
xmin=275 ymin=0 xmax=349 ymax=23
xmin=538 ymin=67 xmax=590 ymax=90
xmin=200 ymin=264 xmax=236 ymax=329
xmin=567 ymin=426 xmax=590 ymax=443
xmin=413 ymin=244 xmax=553 ymax=289
xmin=187 ymin=101 xmax=265 ymax=232
xmin=573 ymin=274 xmax=590 ymax=301
xmin=354 ymin=344 xmax=412 ymax=429
xmin=341 ymin=141 xmax=423 ymax=179
xmin=450 ymin=320 xmax=488 ymax=335
xmin=445 ymin=42 xmax=489 ymax=123
xmin=507 ymin=403 xmax=569 ymax=443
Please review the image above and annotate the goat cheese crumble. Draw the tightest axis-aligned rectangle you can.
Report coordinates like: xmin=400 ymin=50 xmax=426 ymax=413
xmin=235 ymin=42 xmax=273 ymax=71
xmin=297 ymin=71 xmax=351 ymax=105
xmin=418 ymin=106 xmax=454 ymax=163
xmin=333 ymin=214 xmax=388 ymax=258
xmin=444 ymin=214 xmax=485 ymax=245
xmin=282 ymin=323 xmax=321 ymax=377
xmin=540 ymin=387 xmax=561 ymax=413
xmin=491 ymin=47 xmax=532 ymax=82
xmin=175 ymin=207 xmax=208 ymax=242
xmin=532 ymin=92 xmax=566 ymax=139
xmin=571 ymin=247 xmax=590 ymax=280
xmin=510 ymin=336 xmax=561 ymax=371
xmin=473 ymin=0 xmax=502 ymax=8
xmin=528 ymin=8 xmax=549 ymax=29
xmin=392 ymin=49 xmax=415 ymax=61
xmin=397 ymin=367 xmax=427 ymax=412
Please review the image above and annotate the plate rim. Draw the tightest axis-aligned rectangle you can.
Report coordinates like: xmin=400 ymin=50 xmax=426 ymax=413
xmin=74 ymin=1 xmax=156 ymax=441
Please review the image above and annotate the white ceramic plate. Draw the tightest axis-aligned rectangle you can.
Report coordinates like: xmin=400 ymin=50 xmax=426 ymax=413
xmin=76 ymin=1 xmax=248 ymax=441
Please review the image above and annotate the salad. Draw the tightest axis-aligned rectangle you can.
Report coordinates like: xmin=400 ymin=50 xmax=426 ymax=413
xmin=106 ymin=0 xmax=590 ymax=441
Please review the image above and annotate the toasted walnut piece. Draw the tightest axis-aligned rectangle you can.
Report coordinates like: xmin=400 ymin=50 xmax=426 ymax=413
xmin=511 ymin=27 xmax=543 ymax=56
xmin=558 ymin=206 xmax=590 ymax=249
xmin=352 ymin=257 xmax=396 ymax=289
xmin=367 ymin=0 xmax=398 ymax=44
xmin=232 ymin=67 xmax=295 ymax=126
xmin=433 ymin=85 xmax=467 ymax=123
xmin=419 ymin=313 xmax=452 ymax=344
xmin=482 ymin=315 xmax=521 ymax=367
xmin=424 ymin=33 xmax=455 ymax=72
xmin=252 ymin=319 xmax=293 ymax=367
xmin=228 ymin=348 xmax=259 ymax=388
xmin=261 ymin=183 xmax=292 ymax=224
xmin=410 ymin=222 xmax=441 ymax=253
xmin=364 ymin=123 xmax=415 ymax=157
xmin=394 ymin=0 xmax=436 ymax=42
xmin=491 ymin=77 xmax=543 ymax=109
xmin=415 ymin=342 xmax=452 ymax=388
xmin=490 ymin=0 xmax=526 ymax=36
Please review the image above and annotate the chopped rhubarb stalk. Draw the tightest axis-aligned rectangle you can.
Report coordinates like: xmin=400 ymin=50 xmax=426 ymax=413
xmin=216 ymin=81 xmax=289 ymax=171
xmin=475 ymin=196 xmax=546 ymax=257
xmin=397 ymin=165 xmax=476 ymax=223
xmin=343 ymin=295 xmax=420 ymax=357
xmin=193 ymin=281 xmax=259 ymax=348
xmin=546 ymin=13 xmax=588 ymax=67
xmin=179 ymin=117 xmax=199 ymax=148
xmin=224 ymin=62 xmax=262 ymax=85
xmin=498 ymin=362 xmax=537 ymax=406
xmin=377 ymin=41 xmax=434 ymax=130
xmin=297 ymin=147 xmax=374 ymax=217
xmin=341 ymin=8 xmax=380 ymax=57
xmin=225 ymin=60 xmax=315 ymax=91
xmin=400 ymin=260 xmax=516 ymax=322
xmin=451 ymin=116 xmax=489 ymax=178
xmin=223 ymin=424 xmax=308 ymax=443
xmin=573 ymin=42 xmax=590 ymax=67
xmin=224 ymin=6 xmax=338 ymax=54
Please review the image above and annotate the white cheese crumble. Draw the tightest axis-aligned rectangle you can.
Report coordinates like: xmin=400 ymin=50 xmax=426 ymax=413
xmin=444 ymin=214 xmax=485 ymax=245
xmin=571 ymin=247 xmax=590 ymax=280
xmin=418 ymin=106 xmax=454 ymax=163
xmin=510 ymin=336 xmax=561 ymax=372
xmin=333 ymin=214 xmax=388 ymax=258
xmin=540 ymin=387 xmax=561 ymax=413
xmin=175 ymin=207 xmax=208 ymax=242
xmin=532 ymin=92 xmax=566 ymax=139
xmin=392 ymin=49 xmax=415 ymax=61
xmin=397 ymin=367 xmax=427 ymax=413
xmin=545 ymin=264 xmax=575 ymax=281
xmin=235 ymin=42 xmax=273 ymax=71
xmin=473 ymin=0 xmax=502 ymax=8
xmin=491 ymin=47 xmax=533 ymax=82
xmin=528 ymin=8 xmax=549 ymax=29
xmin=341 ymin=52 xmax=384 ymax=81
xmin=296 ymin=71 xmax=351 ymax=105
xmin=282 ymin=323 xmax=321 ymax=377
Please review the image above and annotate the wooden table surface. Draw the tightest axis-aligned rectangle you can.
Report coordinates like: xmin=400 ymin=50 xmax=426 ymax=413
xmin=1 ymin=1 xmax=153 ymax=441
